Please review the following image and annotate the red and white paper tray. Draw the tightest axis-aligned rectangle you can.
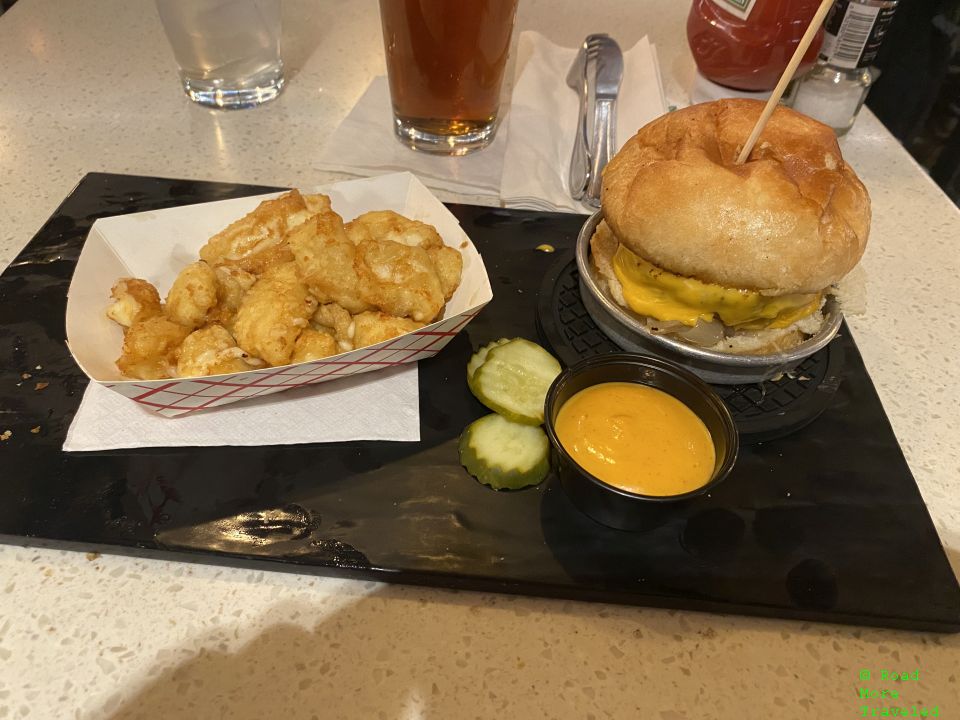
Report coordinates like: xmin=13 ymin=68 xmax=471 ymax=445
xmin=65 ymin=173 xmax=493 ymax=418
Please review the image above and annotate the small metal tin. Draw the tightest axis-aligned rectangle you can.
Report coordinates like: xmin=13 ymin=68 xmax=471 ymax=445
xmin=544 ymin=353 xmax=739 ymax=532
xmin=576 ymin=211 xmax=843 ymax=384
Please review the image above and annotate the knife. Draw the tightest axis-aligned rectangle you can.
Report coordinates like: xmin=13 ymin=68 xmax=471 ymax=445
xmin=583 ymin=35 xmax=623 ymax=207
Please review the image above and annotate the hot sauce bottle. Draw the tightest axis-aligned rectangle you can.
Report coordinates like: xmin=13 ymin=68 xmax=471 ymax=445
xmin=687 ymin=0 xmax=825 ymax=91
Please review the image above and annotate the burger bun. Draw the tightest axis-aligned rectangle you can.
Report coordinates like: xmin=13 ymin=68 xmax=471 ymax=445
xmin=601 ymin=99 xmax=871 ymax=295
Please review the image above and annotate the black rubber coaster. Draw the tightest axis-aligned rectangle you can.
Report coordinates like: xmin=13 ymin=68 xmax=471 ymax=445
xmin=536 ymin=254 xmax=845 ymax=443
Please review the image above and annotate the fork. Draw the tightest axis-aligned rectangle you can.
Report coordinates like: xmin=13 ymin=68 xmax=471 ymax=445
xmin=566 ymin=38 xmax=592 ymax=203
xmin=566 ymin=35 xmax=623 ymax=207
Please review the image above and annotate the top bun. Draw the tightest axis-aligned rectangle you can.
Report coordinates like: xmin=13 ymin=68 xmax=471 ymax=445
xmin=601 ymin=99 xmax=871 ymax=294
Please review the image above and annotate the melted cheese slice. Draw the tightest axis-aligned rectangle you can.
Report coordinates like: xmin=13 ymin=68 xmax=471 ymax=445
xmin=612 ymin=245 xmax=821 ymax=329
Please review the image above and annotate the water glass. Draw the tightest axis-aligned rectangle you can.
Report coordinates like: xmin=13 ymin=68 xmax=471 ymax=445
xmin=156 ymin=0 xmax=284 ymax=109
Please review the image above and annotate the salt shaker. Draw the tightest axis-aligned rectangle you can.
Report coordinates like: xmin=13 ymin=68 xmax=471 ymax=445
xmin=785 ymin=0 xmax=899 ymax=136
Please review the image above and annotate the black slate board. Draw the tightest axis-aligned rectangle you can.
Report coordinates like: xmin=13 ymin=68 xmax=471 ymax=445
xmin=1 ymin=173 xmax=958 ymax=633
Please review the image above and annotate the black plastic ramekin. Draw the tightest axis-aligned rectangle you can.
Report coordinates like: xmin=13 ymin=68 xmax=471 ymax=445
xmin=544 ymin=353 xmax=739 ymax=531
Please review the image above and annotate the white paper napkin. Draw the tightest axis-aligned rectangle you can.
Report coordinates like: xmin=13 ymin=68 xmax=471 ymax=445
xmin=63 ymin=365 xmax=420 ymax=451
xmin=316 ymin=76 xmax=506 ymax=203
xmin=317 ymin=33 xmax=666 ymax=212
xmin=499 ymin=32 xmax=668 ymax=213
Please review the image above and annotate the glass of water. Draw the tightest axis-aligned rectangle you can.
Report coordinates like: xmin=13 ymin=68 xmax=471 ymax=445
xmin=155 ymin=0 xmax=284 ymax=109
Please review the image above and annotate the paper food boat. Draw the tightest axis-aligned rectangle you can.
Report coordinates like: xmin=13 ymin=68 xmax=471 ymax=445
xmin=66 ymin=173 xmax=493 ymax=418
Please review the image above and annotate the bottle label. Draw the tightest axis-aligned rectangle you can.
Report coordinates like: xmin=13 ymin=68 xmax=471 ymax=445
xmin=820 ymin=0 xmax=898 ymax=69
xmin=707 ymin=0 xmax=758 ymax=21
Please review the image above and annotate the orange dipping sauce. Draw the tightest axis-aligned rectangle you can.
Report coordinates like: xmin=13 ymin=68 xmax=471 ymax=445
xmin=555 ymin=382 xmax=715 ymax=496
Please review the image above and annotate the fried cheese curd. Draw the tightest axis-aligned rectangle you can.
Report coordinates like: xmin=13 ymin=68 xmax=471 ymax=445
xmin=106 ymin=193 xmax=463 ymax=379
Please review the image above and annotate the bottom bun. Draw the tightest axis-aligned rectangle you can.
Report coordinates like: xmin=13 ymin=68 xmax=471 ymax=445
xmin=704 ymin=325 xmax=808 ymax=355
xmin=589 ymin=223 xmax=825 ymax=356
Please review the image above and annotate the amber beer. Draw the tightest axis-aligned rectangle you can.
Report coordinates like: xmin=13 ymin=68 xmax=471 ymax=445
xmin=379 ymin=0 xmax=518 ymax=154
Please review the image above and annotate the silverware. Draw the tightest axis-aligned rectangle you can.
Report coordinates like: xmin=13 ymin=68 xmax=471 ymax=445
xmin=583 ymin=35 xmax=622 ymax=208
xmin=566 ymin=34 xmax=623 ymax=208
xmin=566 ymin=39 xmax=591 ymax=202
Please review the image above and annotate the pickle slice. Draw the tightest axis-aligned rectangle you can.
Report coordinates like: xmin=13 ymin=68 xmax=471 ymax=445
xmin=470 ymin=338 xmax=561 ymax=425
xmin=466 ymin=338 xmax=512 ymax=393
xmin=459 ymin=413 xmax=549 ymax=490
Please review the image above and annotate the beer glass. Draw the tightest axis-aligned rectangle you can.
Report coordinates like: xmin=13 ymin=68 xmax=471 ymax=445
xmin=379 ymin=0 xmax=518 ymax=155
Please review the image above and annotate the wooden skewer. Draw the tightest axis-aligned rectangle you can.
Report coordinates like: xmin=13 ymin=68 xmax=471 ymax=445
xmin=735 ymin=0 xmax=834 ymax=165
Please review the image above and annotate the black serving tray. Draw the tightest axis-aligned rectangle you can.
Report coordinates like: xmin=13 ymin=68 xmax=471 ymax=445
xmin=1 ymin=173 xmax=958 ymax=633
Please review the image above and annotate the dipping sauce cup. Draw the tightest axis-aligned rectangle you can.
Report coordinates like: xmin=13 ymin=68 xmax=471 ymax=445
xmin=544 ymin=353 xmax=739 ymax=531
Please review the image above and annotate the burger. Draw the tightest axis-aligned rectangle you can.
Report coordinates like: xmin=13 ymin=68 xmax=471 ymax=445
xmin=591 ymin=99 xmax=871 ymax=355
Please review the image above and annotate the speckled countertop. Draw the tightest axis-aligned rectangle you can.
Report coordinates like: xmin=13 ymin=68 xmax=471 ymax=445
xmin=1 ymin=0 xmax=959 ymax=717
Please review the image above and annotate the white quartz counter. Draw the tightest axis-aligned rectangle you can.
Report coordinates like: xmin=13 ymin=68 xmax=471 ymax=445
xmin=1 ymin=0 xmax=958 ymax=717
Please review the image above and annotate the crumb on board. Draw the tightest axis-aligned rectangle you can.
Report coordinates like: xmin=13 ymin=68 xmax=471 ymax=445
xmin=30 ymin=426 xmax=40 ymax=434
xmin=535 ymin=244 xmax=555 ymax=253
xmin=21 ymin=372 xmax=31 ymax=380
xmin=35 ymin=365 xmax=42 ymax=370
xmin=0 ymin=430 xmax=11 ymax=441
xmin=34 ymin=382 xmax=49 ymax=391
xmin=86 ymin=552 xmax=101 ymax=561
xmin=459 ymin=241 xmax=468 ymax=249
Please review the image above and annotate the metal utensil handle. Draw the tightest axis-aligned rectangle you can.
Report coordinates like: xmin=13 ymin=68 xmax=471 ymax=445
xmin=568 ymin=68 xmax=591 ymax=200
xmin=585 ymin=97 xmax=616 ymax=207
